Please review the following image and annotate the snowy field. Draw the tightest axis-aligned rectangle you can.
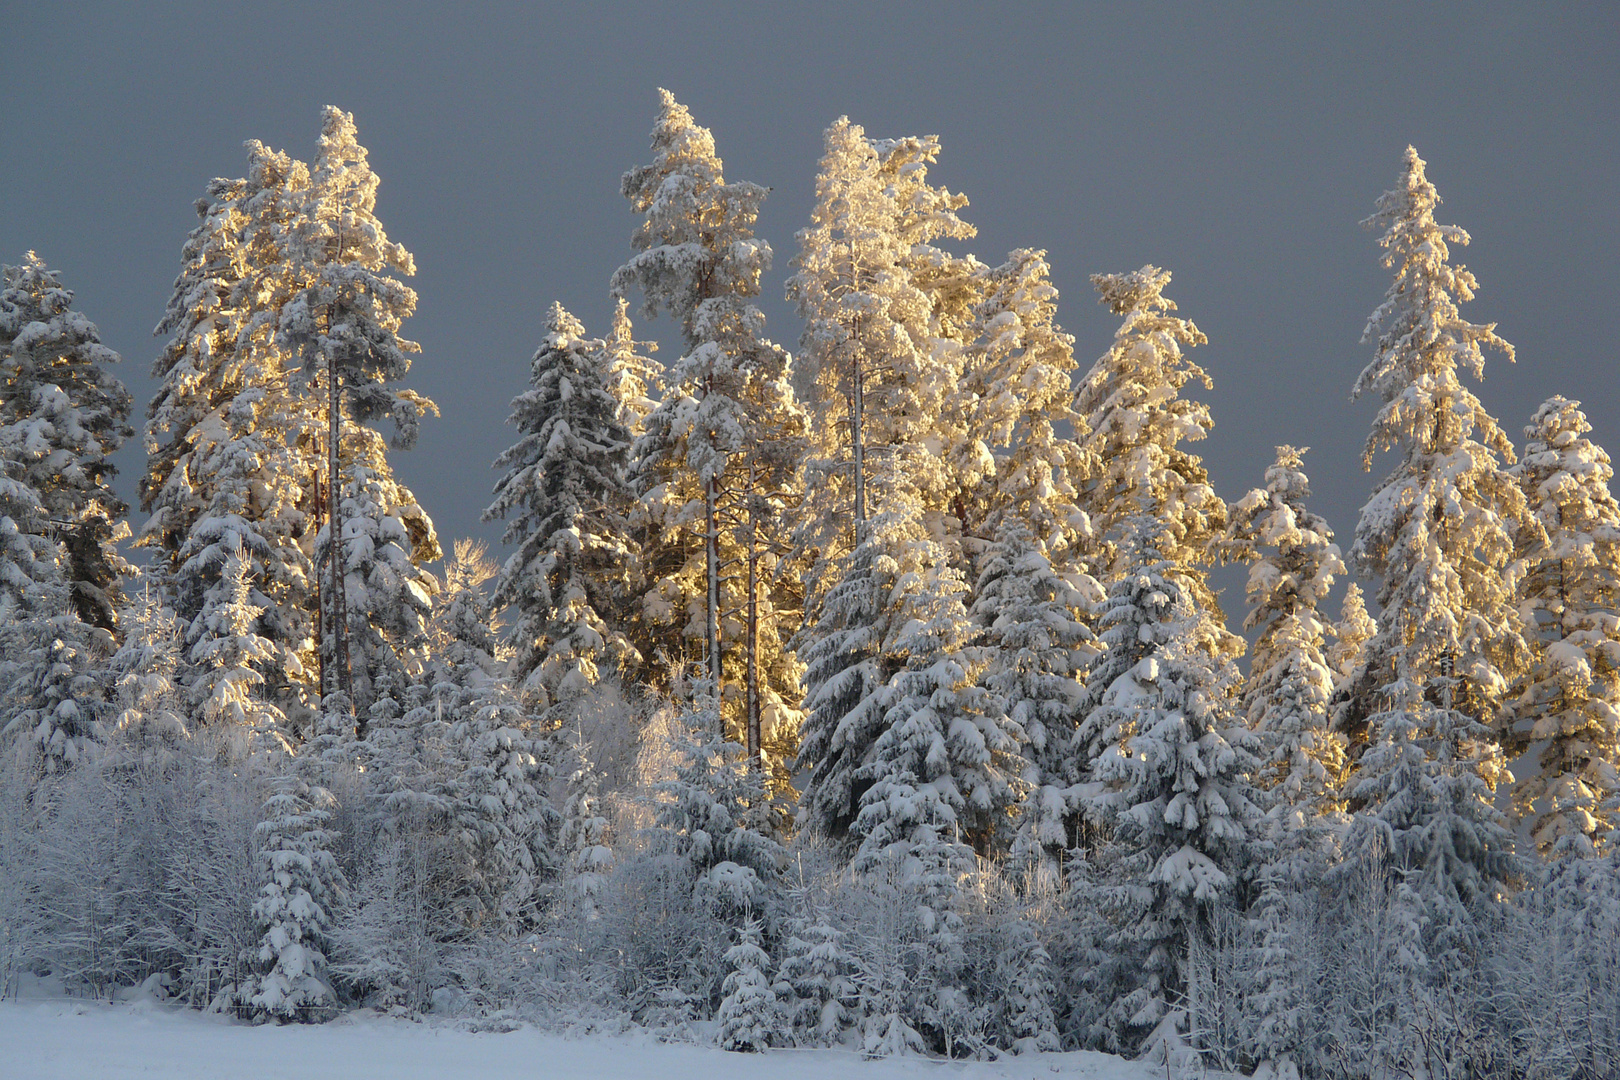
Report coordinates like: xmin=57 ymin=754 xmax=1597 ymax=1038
xmin=0 ymin=995 xmax=1168 ymax=1080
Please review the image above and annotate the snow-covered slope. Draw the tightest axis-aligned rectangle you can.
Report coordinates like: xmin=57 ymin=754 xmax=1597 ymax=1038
xmin=1 ymin=995 xmax=1167 ymax=1080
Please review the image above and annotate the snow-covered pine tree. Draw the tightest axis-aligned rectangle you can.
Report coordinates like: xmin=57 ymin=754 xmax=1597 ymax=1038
xmin=849 ymin=536 xmax=1011 ymax=862
xmin=1075 ymin=266 xmax=1236 ymax=656
xmin=1340 ymin=146 xmax=1526 ymax=908
xmin=1224 ymin=446 xmax=1348 ymax=820
xmin=776 ymin=905 xmax=859 ymax=1046
xmin=613 ymin=90 xmax=804 ymax=749
xmin=558 ymin=725 xmax=613 ymax=922
xmin=278 ymin=106 xmax=439 ymax=732
xmin=787 ymin=116 xmax=977 ymax=572
xmin=602 ymin=296 xmax=662 ymax=437
xmin=1076 ymin=517 xmax=1261 ymax=1054
xmin=654 ymin=694 xmax=785 ymax=918
xmin=716 ymin=918 xmax=788 ymax=1051
xmin=186 ymin=538 xmax=293 ymax=752
xmin=1329 ymin=583 xmax=1376 ymax=695
xmin=1340 ymin=669 xmax=1516 ymax=964
xmin=438 ymin=683 xmax=553 ymax=928
xmin=972 ymin=519 xmax=1098 ymax=888
xmin=142 ymin=144 xmax=319 ymax=723
xmin=1509 ymin=395 xmax=1620 ymax=858
xmin=0 ymin=253 xmax=132 ymax=633
xmin=241 ymin=771 xmax=344 ymax=1022
xmin=956 ymin=247 xmax=1089 ymax=555
xmin=105 ymin=579 xmax=189 ymax=766
xmin=485 ymin=303 xmax=637 ymax=711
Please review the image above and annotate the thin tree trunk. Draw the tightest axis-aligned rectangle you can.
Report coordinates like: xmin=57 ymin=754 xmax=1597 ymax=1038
xmin=851 ymin=317 xmax=865 ymax=539
xmin=745 ymin=463 xmax=761 ymax=774
xmin=328 ymin=362 xmax=354 ymax=731
xmin=313 ymin=470 xmax=325 ymax=705
xmin=705 ymin=471 xmax=721 ymax=727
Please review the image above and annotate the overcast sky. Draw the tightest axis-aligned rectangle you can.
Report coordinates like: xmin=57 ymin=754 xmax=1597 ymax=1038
xmin=4 ymin=2 xmax=1617 ymax=616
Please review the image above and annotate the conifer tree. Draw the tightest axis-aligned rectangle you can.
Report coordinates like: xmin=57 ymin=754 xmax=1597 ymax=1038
xmin=991 ymin=918 xmax=1061 ymax=1053
xmin=143 ymin=144 xmax=319 ymax=721
xmin=972 ymin=520 xmax=1098 ymax=885
xmin=776 ymin=909 xmax=858 ymax=1045
xmin=716 ymin=918 xmax=787 ymax=1051
xmin=485 ymin=303 xmax=637 ymax=709
xmin=279 ymin=106 xmax=439 ymax=731
xmin=956 ymin=247 xmax=1089 ymax=553
xmin=849 ymin=542 xmax=1012 ymax=861
xmin=1077 ymin=518 xmax=1261 ymax=1049
xmin=242 ymin=772 xmax=344 ymax=1022
xmin=1329 ymin=583 xmax=1377 ymax=693
xmin=1225 ymin=446 xmax=1347 ymax=818
xmin=1 ymin=598 xmax=108 ymax=778
xmin=655 ymin=695 xmax=785 ymax=916
xmin=602 ymin=296 xmax=662 ymax=436
xmin=1340 ymin=670 xmax=1516 ymax=960
xmin=187 ymin=538 xmax=293 ymax=750
xmin=0 ymin=443 xmax=62 ymax=625
xmin=1075 ymin=266 xmax=1236 ymax=656
xmin=440 ymin=684 xmax=553 ymax=927
xmin=787 ymin=117 xmax=976 ymax=566
xmin=1343 ymin=146 xmax=1529 ymax=738
xmin=613 ymin=90 xmax=803 ymax=745
xmin=0 ymin=253 xmax=132 ymax=632
xmin=0 ymin=422 xmax=106 ymax=779
xmin=106 ymin=580 xmax=189 ymax=763
xmin=1340 ymin=147 xmax=1526 ymax=910
xmin=558 ymin=726 xmax=613 ymax=922
xmin=1510 ymin=396 xmax=1620 ymax=858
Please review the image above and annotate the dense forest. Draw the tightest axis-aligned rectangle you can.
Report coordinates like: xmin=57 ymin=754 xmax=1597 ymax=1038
xmin=1 ymin=92 xmax=1617 ymax=1078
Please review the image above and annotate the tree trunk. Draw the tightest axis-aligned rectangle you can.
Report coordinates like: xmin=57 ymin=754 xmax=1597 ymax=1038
xmin=327 ymin=363 xmax=354 ymax=733
xmin=745 ymin=465 xmax=761 ymax=774
xmin=851 ymin=318 xmax=866 ymax=540
xmin=705 ymin=471 xmax=721 ymax=731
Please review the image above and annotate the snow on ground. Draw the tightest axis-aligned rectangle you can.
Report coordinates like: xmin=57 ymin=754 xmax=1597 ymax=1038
xmin=1 ymin=995 xmax=1168 ymax=1080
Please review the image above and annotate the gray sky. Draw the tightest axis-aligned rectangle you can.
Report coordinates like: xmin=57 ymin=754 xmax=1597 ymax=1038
xmin=4 ymin=2 xmax=1617 ymax=618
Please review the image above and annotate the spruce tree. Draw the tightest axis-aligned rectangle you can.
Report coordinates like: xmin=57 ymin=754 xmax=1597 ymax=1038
xmin=1510 ymin=396 xmax=1620 ymax=858
xmin=654 ymin=695 xmax=784 ymax=917
xmin=0 ymin=252 xmax=132 ymax=632
xmin=716 ymin=918 xmax=787 ymax=1051
xmin=957 ymin=247 xmax=1089 ymax=554
xmin=242 ymin=772 xmax=344 ymax=1022
xmin=1341 ymin=146 xmax=1526 ymax=912
xmin=1344 ymin=145 xmax=1529 ymax=736
xmin=787 ymin=117 xmax=976 ymax=567
xmin=143 ymin=144 xmax=318 ymax=722
xmin=1077 ymin=518 xmax=1261 ymax=1050
xmin=278 ymin=106 xmax=439 ymax=730
xmin=105 ymin=580 xmax=189 ymax=763
xmin=0 ymin=416 xmax=106 ymax=779
xmin=972 ymin=520 xmax=1098 ymax=885
xmin=1225 ymin=446 xmax=1347 ymax=819
xmin=485 ymin=303 xmax=637 ymax=709
xmin=602 ymin=296 xmax=662 ymax=437
xmin=613 ymin=90 xmax=804 ymax=747
xmin=1075 ymin=266 xmax=1236 ymax=657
